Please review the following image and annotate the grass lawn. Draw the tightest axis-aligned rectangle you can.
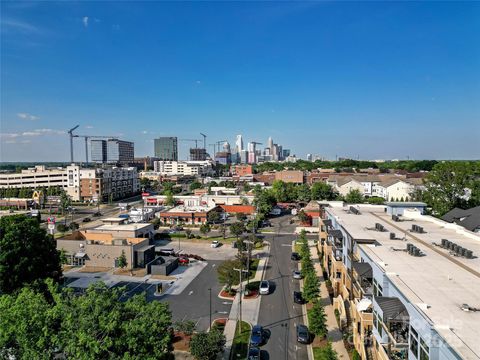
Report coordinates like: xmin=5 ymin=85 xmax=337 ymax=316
xmin=294 ymin=243 xmax=302 ymax=253
xmin=230 ymin=321 xmax=251 ymax=360
xmin=313 ymin=343 xmax=338 ymax=360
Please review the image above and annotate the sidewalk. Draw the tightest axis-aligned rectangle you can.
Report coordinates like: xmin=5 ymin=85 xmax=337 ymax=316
xmin=310 ymin=241 xmax=349 ymax=359
xmin=222 ymin=245 xmax=270 ymax=360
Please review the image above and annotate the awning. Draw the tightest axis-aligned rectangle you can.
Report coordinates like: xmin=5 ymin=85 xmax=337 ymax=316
xmin=375 ymin=297 xmax=409 ymax=322
xmin=74 ymin=252 xmax=86 ymax=258
xmin=323 ymin=219 xmax=332 ymax=227
xmin=328 ymin=229 xmax=343 ymax=239
xmin=353 ymin=262 xmax=372 ymax=278
xmin=357 ymin=298 xmax=372 ymax=312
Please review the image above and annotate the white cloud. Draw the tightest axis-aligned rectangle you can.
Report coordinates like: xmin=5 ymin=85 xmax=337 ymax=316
xmin=33 ymin=128 xmax=65 ymax=135
xmin=85 ymin=125 xmax=94 ymax=129
xmin=1 ymin=19 xmax=40 ymax=34
xmin=141 ymin=130 xmax=148 ymax=134
xmin=0 ymin=133 xmax=20 ymax=138
xmin=17 ymin=112 xmax=40 ymax=121
xmin=82 ymin=16 xmax=89 ymax=28
xmin=22 ymin=131 xmax=42 ymax=136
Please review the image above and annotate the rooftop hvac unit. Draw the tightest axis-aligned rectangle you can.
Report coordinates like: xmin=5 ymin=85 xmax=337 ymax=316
xmin=447 ymin=241 xmax=453 ymax=250
xmin=418 ymin=226 xmax=424 ymax=233
xmin=412 ymin=224 xmax=417 ymax=232
xmin=441 ymin=239 xmax=447 ymax=248
xmin=350 ymin=206 xmax=360 ymax=215
xmin=407 ymin=243 xmax=413 ymax=253
xmin=392 ymin=214 xmax=400 ymax=222
xmin=452 ymin=244 xmax=458 ymax=252
xmin=390 ymin=232 xmax=396 ymax=240
xmin=465 ymin=250 xmax=473 ymax=259
xmin=413 ymin=248 xmax=421 ymax=257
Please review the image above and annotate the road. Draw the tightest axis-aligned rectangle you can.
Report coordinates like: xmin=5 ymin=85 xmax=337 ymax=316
xmin=258 ymin=216 xmax=309 ymax=360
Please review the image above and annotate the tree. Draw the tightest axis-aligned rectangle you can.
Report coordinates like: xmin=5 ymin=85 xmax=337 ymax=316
xmin=165 ymin=190 xmax=175 ymax=206
xmin=189 ymin=328 xmax=226 ymax=360
xmin=59 ymin=248 xmax=69 ymax=266
xmin=59 ymin=191 xmax=71 ymax=215
xmin=308 ymin=300 xmax=328 ymax=338
xmin=207 ymin=210 xmax=221 ymax=224
xmin=229 ymin=222 xmax=246 ymax=240
xmin=271 ymin=180 xmax=289 ymax=202
xmin=217 ymin=260 xmax=241 ymax=290
xmin=0 ymin=281 xmax=173 ymax=359
xmin=69 ymin=222 xmax=79 ymax=231
xmin=297 ymin=210 xmax=310 ymax=224
xmin=314 ymin=342 xmax=338 ymax=360
xmin=367 ymin=196 xmax=385 ymax=205
xmin=0 ymin=215 xmax=62 ymax=294
xmin=200 ymin=223 xmax=211 ymax=236
xmin=117 ymin=250 xmax=128 ymax=269
xmin=189 ymin=181 xmax=203 ymax=192
xmin=296 ymin=184 xmax=312 ymax=202
xmin=345 ymin=189 xmax=364 ymax=204
xmin=253 ymin=187 xmax=276 ymax=216
xmin=422 ymin=161 xmax=480 ymax=215
xmin=139 ymin=177 xmax=151 ymax=189
xmin=303 ymin=272 xmax=320 ymax=301
xmin=173 ymin=320 xmax=196 ymax=336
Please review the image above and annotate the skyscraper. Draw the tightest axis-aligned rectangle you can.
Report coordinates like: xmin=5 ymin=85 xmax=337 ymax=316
xmin=235 ymin=135 xmax=243 ymax=153
xmin=91 ymin=139 xmax=134 ymax=165
xmin=154 ymin=137 xmax=178 ymax=161
xmin=267 ymin=137 xmax=274 ymax=154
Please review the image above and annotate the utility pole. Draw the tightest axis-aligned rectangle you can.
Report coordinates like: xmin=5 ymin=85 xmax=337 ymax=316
xmin=233 ymin=267 xmax=248 ymax=333
xmin=244 ymin=240 xmax=254 ymax=291
xmin=208 ymin=287 xmax=212 ymax=330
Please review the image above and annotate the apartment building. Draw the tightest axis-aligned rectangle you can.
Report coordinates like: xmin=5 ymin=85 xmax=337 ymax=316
xmin=154 ymin=137 xmax=178 ymax=161
xmin=0 ymin=165 xmax=139 ymax=202
xmin=153 ymin=160 xmax=213 ymax=176
xmin=319 ymin=202 xmax=480 ymax=360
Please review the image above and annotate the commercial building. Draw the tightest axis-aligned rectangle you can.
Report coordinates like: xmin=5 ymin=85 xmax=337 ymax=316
xmin=159 ymin=204 xmax=220 ymax=225
xmin=233 ymin=165 xmax=253 ymax=176
xmin=152 ymin=160 xmax=213 ymax=176
xmin=56 ymin=221 xmax=155 ymax=269
xmin=319 ymin=202 xmax=480 ymax=360
xmin=154 ymin=137 xmax=178 ymax=161
xmin=91 ymin=139 xmax=134 ymax=165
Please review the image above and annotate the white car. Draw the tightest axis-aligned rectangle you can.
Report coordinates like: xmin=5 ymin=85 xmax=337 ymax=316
xmin=293 ymin=270 xmax=303 ymax=279
xmin=211 ymin=240 xmax=220 ymax=248
xmin=259 ymin=280 xmax=270 ymax=295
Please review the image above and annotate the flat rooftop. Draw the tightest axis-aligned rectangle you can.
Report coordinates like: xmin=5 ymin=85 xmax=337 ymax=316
xmin=93 ymin=223 xmax=153 ymax=232
xmin=162 ymin=204 xmax=216 ymax=213
xmin=326 ymin=205 xmax=480 ymax=360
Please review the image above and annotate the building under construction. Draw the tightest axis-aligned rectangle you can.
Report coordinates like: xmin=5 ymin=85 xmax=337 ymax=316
xmin=189 ymin=148 xmax=207 ymax=161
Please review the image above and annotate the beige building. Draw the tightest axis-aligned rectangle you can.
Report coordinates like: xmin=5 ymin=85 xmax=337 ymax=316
xmin=153 ymin=160 xmax=213 ymax=176
xmin=57 ymin=222 xmax=155 ymax=269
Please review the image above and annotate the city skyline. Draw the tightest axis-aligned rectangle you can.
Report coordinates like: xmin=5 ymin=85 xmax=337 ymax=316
xmin=1 ymin=1 xmax=479 ymax=162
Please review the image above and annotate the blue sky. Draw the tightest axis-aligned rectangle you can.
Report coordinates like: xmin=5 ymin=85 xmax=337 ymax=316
xmin=1 ymin=1 xmax=479 ymax=162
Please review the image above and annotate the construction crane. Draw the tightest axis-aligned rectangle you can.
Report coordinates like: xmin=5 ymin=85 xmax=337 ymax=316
xmin=68 ymin=125 xmax=80 ymax=163
xmin=200 ymin=133 xmax=207 ymax=150
xmin=209 ymin=140 xmax=227 ymax=156
xmin=180 ymin=139 xmax=202 ymax=148
xmin=74 ymin=135 xmax=116 ymax=165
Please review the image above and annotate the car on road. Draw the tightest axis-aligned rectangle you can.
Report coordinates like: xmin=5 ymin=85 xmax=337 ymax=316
xmin=293 ymin=291 xmax=304 ymax=304
xmin=296 ymin=324 xmax=310 ymax=344
xmin=259 ymin=280 xmax=270 ymax=295
xmin=250 ymin=325 xmax=266 ymax=347
xmin=293 ymin=270 xmax=303 ymax=279
xmin=211 ymin=240 xmax=221 ymax=248
xmin=291 ymin=252 xmax=301 ymax=261
xmin=247 ymin=347 xmax=260 ymax=360
xmin=178 ymin=257 xmax=190 ymax=265
xmin=82 ymin=217 xmax=91 ymax=223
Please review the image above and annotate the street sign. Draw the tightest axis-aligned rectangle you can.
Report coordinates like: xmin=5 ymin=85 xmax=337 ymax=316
xmin=47 ymin=216 xmax=56 ymax=224
xmin=48 ymin=223 xmax=55 ymax=235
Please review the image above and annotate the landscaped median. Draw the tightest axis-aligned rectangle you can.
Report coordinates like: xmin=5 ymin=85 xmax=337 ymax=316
xmin=229 ymin=321 xmax=251 ymax=360
xmin=296 ymin=230 xmax=338 ymax=360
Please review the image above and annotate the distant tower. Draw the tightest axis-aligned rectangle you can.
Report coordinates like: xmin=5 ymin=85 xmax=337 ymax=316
xmin=235 ymin=135 xmax=243 ymax=153
xmin=307 ymin=153 xmax=313 ymax=162
xmin=223 ymin=141 xmax=231 ymax=153
xmin=267 ymin=137 xmax=274 ymax=154
xmin=247 ymin=142 xmax=257 ymax=164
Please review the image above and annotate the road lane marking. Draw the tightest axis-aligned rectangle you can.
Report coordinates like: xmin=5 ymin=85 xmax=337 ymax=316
xmin=222 ymin=302 xmax=232 ymax=305
xmin=188 ymin=290 xmax=194 ymax=295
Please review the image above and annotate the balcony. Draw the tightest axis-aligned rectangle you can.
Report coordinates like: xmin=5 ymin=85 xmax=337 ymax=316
xmin=374 ymin=297 xmax=410 ymax=355
xmin=352 ymin=261 xmax=373 ymax=299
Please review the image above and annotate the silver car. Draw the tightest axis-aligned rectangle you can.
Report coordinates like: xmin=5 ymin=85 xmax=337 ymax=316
xmin=259 ymin=280 xmax=270 ymax=295
xmin=293 ymin=270 xmax=303 ymax=279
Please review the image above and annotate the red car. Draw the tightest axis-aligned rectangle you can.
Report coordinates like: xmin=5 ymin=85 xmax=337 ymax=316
xmin=178 ymin=257 xmax=190 ymax=265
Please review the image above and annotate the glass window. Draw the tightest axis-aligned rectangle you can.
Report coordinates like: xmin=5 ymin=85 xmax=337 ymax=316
xmin=410 ymin=326 xmax=419 ymax=358
xmin=420 ymin=338 xmax=429 ymax=360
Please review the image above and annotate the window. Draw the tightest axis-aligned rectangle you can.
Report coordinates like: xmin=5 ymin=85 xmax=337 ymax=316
xmin=420 ymin=338 xmax=429 ymax=360
xmin=410 ymin=326 xmax=419 ymax=358
xmin=373 ymin=279 xmax=383 ymax=297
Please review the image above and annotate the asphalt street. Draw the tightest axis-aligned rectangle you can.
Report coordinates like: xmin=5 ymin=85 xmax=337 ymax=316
xmin=155 ymin=260 xmax=232 ymax=331
xmin=257 ymin=217 xmax=309 ymax=360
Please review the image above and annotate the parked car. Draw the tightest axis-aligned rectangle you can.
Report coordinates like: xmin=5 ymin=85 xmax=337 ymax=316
xmin=82 ymin=217 xmax=91 ymax=223
xmin=211 ymin=240 xmax=221 ymax=248
xmin=259 ymin=280 xmax=270 ymax=295
xmin=293 ymin=291 xmax=304 ymax=304
xmin=178 ymin=257 xmax=190 ymax=265
xmin=296 ymin=324 xmax=310 ymax=344
xmin=250 ymin=325 xmax=266 ymax=347
xmin=293 ymin=270 xmax=303 ymax=279
xmin=247 ymin=347 xmax=260 ymax=360
xmin=159 ymin=248 xmax=175 ymax=256
xmin=291 ymin=252 xmax=301 ymax=261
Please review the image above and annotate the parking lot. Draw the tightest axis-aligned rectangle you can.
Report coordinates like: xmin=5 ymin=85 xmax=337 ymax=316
xmin=155 ymin=239 xmax=240 ymax=260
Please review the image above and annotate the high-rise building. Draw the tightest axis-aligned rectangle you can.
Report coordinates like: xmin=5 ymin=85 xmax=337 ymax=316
xmin=247 ymin=142 xmax=257 ymax=164
xmin=240 ymin=150 xmax=248 ymax=164
xmin=91 ymin=140 xmax=107 ymax=163
xmin=189 ymin=148 xmax=207 ymax=161
xmin=235 ymin=135 xmax=243 ymax=153
xmin=267 ymin=137 xmax=274 ymax=154
xmin=282 ymin=149 xmax=291 ymax=158
xmin=91 ymin=139 xmax=134 ymax=165
xmin=307 ymin=153 xmax=313 ymax=161
xmin=154 ymin=137 xmax=178 ymax=161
